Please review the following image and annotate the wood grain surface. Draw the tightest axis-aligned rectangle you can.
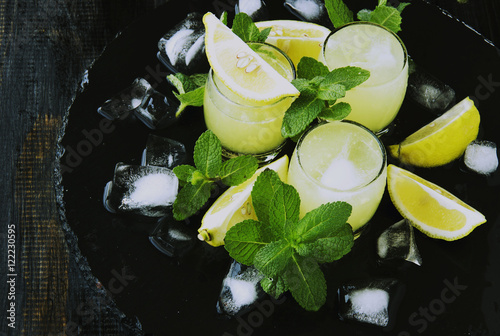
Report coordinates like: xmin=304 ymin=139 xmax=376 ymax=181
xmin=0 ymin=0 xmax=498 ymax=335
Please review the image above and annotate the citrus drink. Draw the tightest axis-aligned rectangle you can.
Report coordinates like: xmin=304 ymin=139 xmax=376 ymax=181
xmin=287 ymin=121 xmax=387 ymax=233
xmin=322 ymin=22 xmax=408 ymax=133
xmin=204 ymin=42 xmax=296 ymax=159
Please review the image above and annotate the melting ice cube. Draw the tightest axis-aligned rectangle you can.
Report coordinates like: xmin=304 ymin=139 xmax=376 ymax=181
xmin=157 ymin=13 xmax=209 ymax=74
xmin=217 ymin=259 xmax=265 ymax=317
xmin=464 ymin=140 xmax=499 ymax=175
xmin=236 ymin=0 xmax=269 ymax=21
xmin=407 ymin=61 xmax=456 ymax=112
xmin=284 ymin=0 xmax=330 ymax=27
xmin=141 ymin=134 xmax=187 ymax=169
xmin=105 ymin=163 xmax=178 ymax=217
xmin=338 ymin=278 xmax=403 ymax=327
xmin=149 ymin=213 xmax=197 ymax=257
xmin=377 ymin=219 xmax=422 ymax=266
xmin=98 ymin=78 xmax=153 ymax=120
xmin=133 ymin=89 xmax=179 ymax=129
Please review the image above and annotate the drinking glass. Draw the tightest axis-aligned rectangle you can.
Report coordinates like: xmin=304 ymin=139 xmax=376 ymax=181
xmin=321 ymin=21 xmax=408 ymax=134
xmin=287 ymin=120 xmax=387 ymax=234
xmin=203 ymin=42 xmax=296 ymax=163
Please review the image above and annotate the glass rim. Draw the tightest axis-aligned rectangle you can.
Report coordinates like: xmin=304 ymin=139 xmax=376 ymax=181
xmin=322 ymin=21 xmax=409 ymax=80
xmin=295 ymin=120 xmax=387 ymax=193
xmin=208 ymin=42 xmax=296 ymax=110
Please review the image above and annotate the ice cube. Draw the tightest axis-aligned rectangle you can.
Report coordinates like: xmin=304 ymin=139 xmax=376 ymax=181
xmin=149 ymin=213 xmax=197 ymax=257
xmin=284 ymin=0 xmax=330 ymax=27
xmin=141 ymin=134 xmax=187 ymax=169
xmin=157 ymin=13 xmax=209 ymax=74
xmin=105 ymin=163 xmax=178 ymax=217
xmin=464 ymin=140 xmax=499 ymax=175
xmin=321 ymin=156 xmax=363 ymax=190
xmin=98 ymin=78 xmax=153 ymax=120
xmin=133 ymin=89 xmax=179 ymax=129
xmin=407 ymin=61 xmax=456 ymax=112
xmin=377 ymin=219 xmax=422 ymax=266
xmin=338 ymin=278 xmax=402 ymax=327
xmin=236 ymin=0 xmax=269 ymax=21
xmin=217 ymin=259 xmax=265 ymax=317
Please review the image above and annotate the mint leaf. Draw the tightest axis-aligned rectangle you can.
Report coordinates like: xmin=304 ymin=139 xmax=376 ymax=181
xmin=357 ymin=8 xmax=372 ymax=21
xmin=295 ymin=202 xmax=352 ymax=243
xmin=369 ymin=5 xmax=403 ymax=33
xmin=193 ymin=130 xmax=222 ymax=179
xmin=254 ymin=239 xmax=294 ymax=277
xmin=319 ymin=102 xmax=351 ymax=121
xmin=251 ymin=169 xmax=285 ymax=229
xmin=173 ymin=164 xmax=196 ymax=183
xmin=297 ymin=57 xmax=329 ymax=80
xmin=281 ymin=96 xmax=324 ymax=138
xmin=220 ymin=11 xmax=228 ymax=25
xmin=296 ymin=225 xmax=354 ymax=263
xmin=168 ymin=73 xmax=207 ymax=117
xmin=291 ymin=78 xmax=320 ymax=98
xmin=173 ymin=180 xmax=212 ymax=220
xmin=225 ymin=219 xmax=273 ymax=265
xmin=325 ymin=0 xmax=354 ymax=28
xmin=283 ymin=254 xmax=326 ymax=311
xmin=232 ymin=12 xmax=267 ymax=43
xmin=268 ymin=184 xmax=300 ymax=238
xmin=397 ymin=2 xmax=411 ymax=13
xmin=219 ymin=155 xmax=258 ymax=186
xmin=260 ymin=276 xmax=288 ymax=298
xmin=324 ymin=66 xmax=370 ymax=91
xmin=317 ymin=82 xmax=346 ymax=101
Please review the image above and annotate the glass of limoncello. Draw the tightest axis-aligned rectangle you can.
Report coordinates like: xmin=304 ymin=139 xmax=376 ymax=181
xmin=204 ymin=42 xmax=296 ymax=163
xmin=287 ymin=120 xmax=387 ymax=235
xmin=321 ymin=22 xmax=408 ymax=134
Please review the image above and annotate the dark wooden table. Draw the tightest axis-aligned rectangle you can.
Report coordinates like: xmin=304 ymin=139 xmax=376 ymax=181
xmin=0 ymin=0 xmax=498 ymax=335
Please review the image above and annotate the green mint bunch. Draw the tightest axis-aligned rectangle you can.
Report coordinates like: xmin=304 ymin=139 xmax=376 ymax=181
xmin=172 ymin=130 xmax=258 ymax=220
xmin=167 ymin=73 xmax=207 ymax=118
xmin=326 ymin=0 xmax=411 ymax=33
xmin=281 ymin=57 xmax=370 ymax=139
xmin=224 ymin=169 xmax=354 ymax=311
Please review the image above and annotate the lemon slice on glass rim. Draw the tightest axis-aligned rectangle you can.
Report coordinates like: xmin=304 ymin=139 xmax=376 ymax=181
xmin=198 ymin=155 xmax=289 ymax=247
xmin=254 ymin=20 xmax=331 ymax=67
xmin=387 ymin=164 xmax=486 ymax=241
xmin=203 ymin=12 xmax=299 ymax=103
xmin=388 ymin=97 xmax=480 ymax=167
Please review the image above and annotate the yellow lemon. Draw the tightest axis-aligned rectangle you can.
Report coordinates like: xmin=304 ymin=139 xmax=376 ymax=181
xmin=388 ymin=97 xmax=480 ymax=167
xmin=387 ymin=164 xmax=486 ymax=241
xmin=255 ymin=20 xmax=331 ymax=67
xmin=203 ymin=12 xmax=299 ymax=103
xmin=198 ymin=155 xmax=289 ymax=246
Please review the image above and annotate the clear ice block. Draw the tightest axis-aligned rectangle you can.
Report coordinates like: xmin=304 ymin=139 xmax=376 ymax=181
xmin=284 ymin=0 xmax=331 ymax=27
xmin=104 ymin=163 xmax=178 ymax=217
xmin=217 ymin=259 xmax=265 ymax=317
xmin=98 ymin=78 xmax=153 ymax=120
xmin=157 ymin=12 xmax=209 ymax=74
xmin=149 ymin=213 xmax=197 ymax=257
xmin=377 ymin=219 xmax=422 ymax=266
xmin=236 ymin=0 xmax=269 ymax=21
xmin=464 ymin=140 xmax=499 ymax=175
xmin=407 ymin=61 xmax=456 ymax=112
xmin=141 ymin=134 xmax=187 ymax=169
xmin=133 ymin=89 xmax=179 ymax=129
xmin=338 ymin=278 xmax=402 ymax=327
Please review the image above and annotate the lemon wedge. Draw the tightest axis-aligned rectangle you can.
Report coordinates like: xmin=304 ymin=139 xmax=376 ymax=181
xmin=203 ymin=12 xmax=299 ymax=103
xmin=388 ymin=97 xmax=480 ymax=167
xmin=255 ymin=20 xmax=331 ymax=67
xmin=387 ymin=164 xmax=486 ymax=241
xmin=198 ymin=155 xmax=289 ymax=246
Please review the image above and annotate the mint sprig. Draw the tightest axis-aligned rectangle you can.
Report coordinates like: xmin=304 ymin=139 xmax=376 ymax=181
xmin=224 ymin=169 xmax=354 ymax=311
xmin=231 ymin=12 xmax=271 ymax=43
xmin=281 ymin=57 xmax=369 ymax=139
xmin=167 ymin=73 xmax=207 ymax=117
xmin=325 ymin=0 xmax=410 ymax=33
xmin=172 ymin=130 xmax=258 ymax=220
